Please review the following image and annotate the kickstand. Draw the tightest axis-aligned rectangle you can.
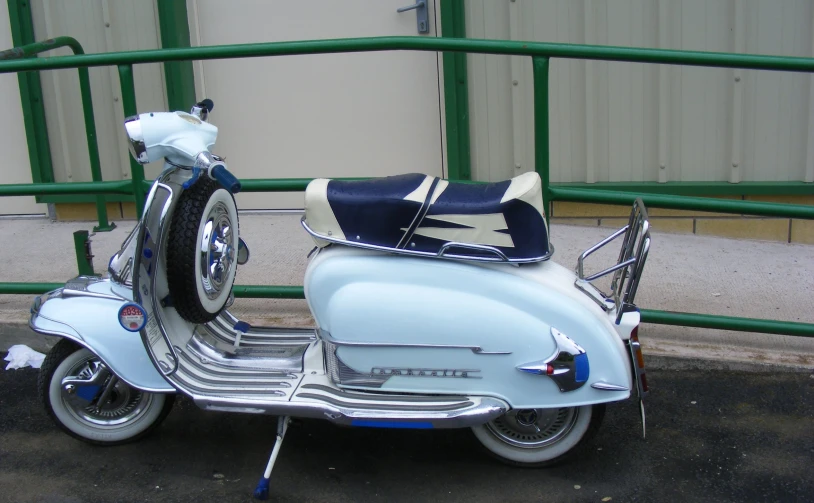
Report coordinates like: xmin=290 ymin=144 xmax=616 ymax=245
xmin=253 ymin=416 xmax=291 ymax=500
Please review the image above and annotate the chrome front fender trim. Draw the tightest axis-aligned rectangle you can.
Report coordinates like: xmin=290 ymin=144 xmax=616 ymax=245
xmin=28 ymin=311 xmax=175 ymax=394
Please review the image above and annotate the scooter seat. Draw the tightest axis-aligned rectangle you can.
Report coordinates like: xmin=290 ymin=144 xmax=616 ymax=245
xmin=304 ymin=172 xmax=550 ymax=262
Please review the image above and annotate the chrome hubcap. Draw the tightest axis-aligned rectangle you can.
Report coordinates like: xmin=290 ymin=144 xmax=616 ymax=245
xmin=486 ymin=407 xmax=579 ymax=448
xmin=60 ymin=356 xmax=152 ymax=427
xmin=199 ymin=202 xmax=236 ymax=300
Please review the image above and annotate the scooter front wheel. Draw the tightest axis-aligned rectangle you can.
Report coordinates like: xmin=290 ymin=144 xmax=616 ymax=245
xmin=471 ymin=404 xmax=605 ymax=467
xmin=39 ymin=339 xmax=175 ymax=446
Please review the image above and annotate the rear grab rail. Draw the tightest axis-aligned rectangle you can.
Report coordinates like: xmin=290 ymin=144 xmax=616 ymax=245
xmin=575 ymin=198 xmax=651 ymax=324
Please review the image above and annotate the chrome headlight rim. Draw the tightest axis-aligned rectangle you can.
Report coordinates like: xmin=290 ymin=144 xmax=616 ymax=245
xmin=124 ymin=116 xmax=148 ymax=164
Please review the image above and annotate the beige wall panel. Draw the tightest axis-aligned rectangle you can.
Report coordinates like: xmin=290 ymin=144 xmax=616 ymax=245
xmin=189 ymin=0 xmax=444 ymax=209
xmin=466 ymin=0 xmax=814 ymax=185
xmin=30 ymin=0 xmax=167 ymax=186
xmin=0 ymin=4 xmax=44 ymax=214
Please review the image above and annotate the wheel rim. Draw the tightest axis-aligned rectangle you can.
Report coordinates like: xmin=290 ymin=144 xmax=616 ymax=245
xmin=60 ymin=355 xmax=154 ymax=427
xmin=485 ymin=407 xmax=579 ymax=448
xmin=198 ymin=201 xmax=236 ymax=300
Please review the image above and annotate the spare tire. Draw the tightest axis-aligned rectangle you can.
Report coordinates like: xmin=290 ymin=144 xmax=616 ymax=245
xmin=167 ymin=177 xmax=239 ymax=323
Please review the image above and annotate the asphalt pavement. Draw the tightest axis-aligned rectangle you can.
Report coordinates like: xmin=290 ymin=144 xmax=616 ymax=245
xmin=1 ymin=355 xmax=812 ymax=503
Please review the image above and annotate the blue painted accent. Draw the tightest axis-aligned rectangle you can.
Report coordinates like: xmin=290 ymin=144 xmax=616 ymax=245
xmin=142 ymin=248 xmax=153 ymax=259
xmin=182 ymin=167 xmax=201 ymax=189
xmin=117 ymin=302 xmax=147 ymax=332
xmin=252 ymin=477 xmax=270 ymax=500
xmin=351 ymin=420 xmax=434 ymax=429
xmin=233 ymin=321 xmax=251 ymax=333
xmin=76 ymin=384 xmax=101 ymax=401
xmin=574 ymin=353 xmax=590 ymax=383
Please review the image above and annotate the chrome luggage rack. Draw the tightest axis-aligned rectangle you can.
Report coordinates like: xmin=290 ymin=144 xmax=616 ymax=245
xmin=300 ymin=217 xmax=552 ymax=264
xmin=575 ymin=198 xmax=651 ymax=323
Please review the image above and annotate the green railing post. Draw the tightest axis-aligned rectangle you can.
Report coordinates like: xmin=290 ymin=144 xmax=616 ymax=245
xmin=73 ymin=48 xmax=115 ymax=232
xmin=532 ymin=57 xmax=551 ymax=224
xmin=117 ymin=64 xmax=146 ymax=217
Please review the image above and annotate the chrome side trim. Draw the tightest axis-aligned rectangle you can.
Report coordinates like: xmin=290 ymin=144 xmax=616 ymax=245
xmin=300 ymin=383 xmax=468 ymax=403
xmin=591 ymin=382 xmax=629 ymax=392
xmin=302 ymin=217 xmax=552 ymax=264
xmin=193 ymin=394 xmax=508 ymax=429
xmin=295 ymin=393 xmax=473 ymax=412
xmin=318 ymin=328 xmax=511 ymax=355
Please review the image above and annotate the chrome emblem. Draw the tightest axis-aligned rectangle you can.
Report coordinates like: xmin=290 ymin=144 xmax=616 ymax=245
xmin=371 ymin=368 xmax=481 ymax=379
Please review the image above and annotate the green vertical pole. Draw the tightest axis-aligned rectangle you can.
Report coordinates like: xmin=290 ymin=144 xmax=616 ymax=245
xmin=68 ymin=44 xmax=115 ymax=232
xmin=440 ymin=0 xmax=471 ymax=181
xmin=6 ymin=0 xmax=54 ymax=186
xmin=117 ymin=64 xmax=146 ymax=217
xmin=532 ymin=57 xmax=551 ymax=224
xmin=156 ymin=0 xmax=196 ymax=111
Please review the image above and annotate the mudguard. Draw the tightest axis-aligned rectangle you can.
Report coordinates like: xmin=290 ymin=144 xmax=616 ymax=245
xmin=305 ymin=246 xmax=632 ymax=409
xmin=29 ymin=279 xmax=175 ymax=392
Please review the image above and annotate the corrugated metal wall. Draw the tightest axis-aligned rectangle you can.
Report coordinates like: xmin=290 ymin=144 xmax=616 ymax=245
xmin=0 ymin=3 xmax=40 ymax=214
xmin=466 ymin=0 xmax=814 ymax=185
xmin=31 ymin=0 xmax=168 ymax=186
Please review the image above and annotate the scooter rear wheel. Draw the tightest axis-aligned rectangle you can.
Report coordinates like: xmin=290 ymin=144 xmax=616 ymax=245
xmin=39 ymin=339 xmax=175 ymax=446
xmin=471 ymin=404 xmax=604 ymax=467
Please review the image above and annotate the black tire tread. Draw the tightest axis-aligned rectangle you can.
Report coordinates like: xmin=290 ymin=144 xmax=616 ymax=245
xmin=166 ymin=177 xmax=235 ymax=324
xmin=38 ymin=338 xmax=175 ymax=446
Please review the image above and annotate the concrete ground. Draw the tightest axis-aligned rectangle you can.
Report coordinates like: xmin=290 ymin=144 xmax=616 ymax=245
xmin=1 ymin=360 xmax=812 ymax=503
xmin=1 ymin=213 xmax=812 ymax=369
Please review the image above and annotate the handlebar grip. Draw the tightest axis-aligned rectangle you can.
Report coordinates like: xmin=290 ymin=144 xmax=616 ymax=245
xmin=209 ymin=164 xmax=242 ymax=194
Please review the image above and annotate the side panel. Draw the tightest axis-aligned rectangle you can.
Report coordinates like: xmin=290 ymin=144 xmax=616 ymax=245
xmin=31 ymin=281 xmax=174 ymax=392
xmin=305 ymin=247 xmax=631 ymax=409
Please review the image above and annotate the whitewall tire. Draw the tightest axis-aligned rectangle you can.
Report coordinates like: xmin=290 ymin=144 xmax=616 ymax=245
xmin=167 ymin=177 xmax=239 ymax=323
xmin=471 ymin=405 xmax=605 ymax=467
xmin=39 ymin=340 xmax=174 ymax=446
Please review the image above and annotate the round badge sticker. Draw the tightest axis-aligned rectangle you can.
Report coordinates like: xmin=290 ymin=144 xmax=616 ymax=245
xmin=118 ymin=303 xmax=147 ymax=332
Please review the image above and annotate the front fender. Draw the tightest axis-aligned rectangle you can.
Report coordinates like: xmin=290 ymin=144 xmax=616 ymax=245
xmin=29 ymin=280 xmax=175 ymax=393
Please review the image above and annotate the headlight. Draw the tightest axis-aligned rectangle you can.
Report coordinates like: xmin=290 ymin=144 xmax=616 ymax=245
xmin=124 ymin=116 xmax=149 ymax=164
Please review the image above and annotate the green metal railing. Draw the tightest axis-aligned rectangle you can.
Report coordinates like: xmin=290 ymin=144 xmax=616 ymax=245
xmin=0 ymin=37 xmax=114 ymax=231
xmin=0 ymin=36 xmax=812 ymax=338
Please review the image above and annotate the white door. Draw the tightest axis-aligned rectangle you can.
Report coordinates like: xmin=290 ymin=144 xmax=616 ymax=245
xmin=188 ymin=0 xmax=445 ymax=209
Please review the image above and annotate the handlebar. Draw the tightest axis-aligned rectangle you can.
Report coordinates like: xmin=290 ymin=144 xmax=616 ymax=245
xmin=209 ymin=164 xmax=242 ymax=194
xmin=194 ymin=151 xmax=241 ymax=194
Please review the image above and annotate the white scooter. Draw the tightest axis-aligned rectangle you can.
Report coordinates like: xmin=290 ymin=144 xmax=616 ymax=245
xmin=30 ymin=100 xmax=651 ymax=500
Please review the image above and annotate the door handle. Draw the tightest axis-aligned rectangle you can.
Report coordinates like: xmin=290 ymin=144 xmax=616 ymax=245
xmin=397 ymin=0 xmax=429 ymax=34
